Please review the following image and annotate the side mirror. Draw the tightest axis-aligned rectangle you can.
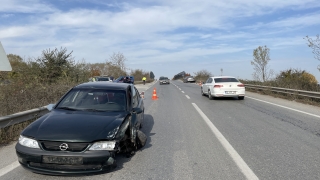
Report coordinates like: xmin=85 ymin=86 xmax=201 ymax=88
xmin=140 ymin=91 xmax=145 ymax=99
xmin=46 ymin=104 xmax=55 ymax=111
xmin=133 ymin=107 xmax=143 ymax=113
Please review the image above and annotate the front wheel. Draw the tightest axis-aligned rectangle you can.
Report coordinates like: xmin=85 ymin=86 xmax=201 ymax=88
xmin=136 ymin=130 xmax=147 ymax=149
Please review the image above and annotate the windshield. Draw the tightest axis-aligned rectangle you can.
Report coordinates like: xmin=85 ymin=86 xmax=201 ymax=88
xmin=56 ymin=89 xmax=127 ymax=112
xmin=214 ymin=78 xmax=239 ymax=83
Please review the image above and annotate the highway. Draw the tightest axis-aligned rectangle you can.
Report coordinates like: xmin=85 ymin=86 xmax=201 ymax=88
xmin=1 ymin=80 xmax=320 ymax=180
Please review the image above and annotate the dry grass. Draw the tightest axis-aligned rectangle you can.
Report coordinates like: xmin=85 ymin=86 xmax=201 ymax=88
xmin=0 ymin=119 xmax=37 ymax=145
xmin=0 ymin=80 xmax=77 ymax=145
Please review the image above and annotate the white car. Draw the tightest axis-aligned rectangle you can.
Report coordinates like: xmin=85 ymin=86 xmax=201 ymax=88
xmin=201 ymin=76 xmax=245 ymax=100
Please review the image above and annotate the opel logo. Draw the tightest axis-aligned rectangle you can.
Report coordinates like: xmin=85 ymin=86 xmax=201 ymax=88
xmin=59 ymin=143 xmax=69 ymax=151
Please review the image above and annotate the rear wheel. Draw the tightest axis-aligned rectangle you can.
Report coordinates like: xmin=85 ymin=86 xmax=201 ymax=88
xmin=208 ymin=90 xmax=214 ymax=100
xmin=201 ymin=88 xmax=205 ymax=96
xmin=238 ymin=96 xmax=244 ymax=100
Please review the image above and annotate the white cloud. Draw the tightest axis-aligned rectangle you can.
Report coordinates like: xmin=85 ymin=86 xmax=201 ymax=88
xmin=1 ymin=0 xmax=320 ymax=81
xmin=0 ymin=0 xmax=56 ymax=13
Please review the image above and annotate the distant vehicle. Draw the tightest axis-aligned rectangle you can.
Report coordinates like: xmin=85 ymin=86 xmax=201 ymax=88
xmin=15 ymin=82 xmax=146 ymax=175
xmin=129 ymin=76 xmax=134 ymax=84
xmin=113 ymin=76 xmax=125 ymax=83
xmin=201 ymin=76 xmax=245 ymax=100
xmin=114 ymin=76 xmax=133 ymax=84
xmin=159 ymin=76 xmax=170 ymax=85
xmin=183 ymin=76 xmax=195 ymax=83
xmin=90 ymin=76 xmax=112 ymax=82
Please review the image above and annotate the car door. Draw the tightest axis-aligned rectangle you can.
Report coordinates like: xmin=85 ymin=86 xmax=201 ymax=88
xmin=203 ymin=78 xmax=212 ymax=94
xmin=131 ymin=86 xmax=143 ymax=128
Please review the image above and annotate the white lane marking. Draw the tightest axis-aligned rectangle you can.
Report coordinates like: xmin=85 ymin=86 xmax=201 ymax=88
xmin=246 ymin=96 xmax=320 ymax=119
xmin=192 ymin=103 xmax=259 ymax=180
xmin=179 ymin=88 xmax=181 ymax=90
xmin=0 ymin=161 xmax=20 ymax=177
xmin=185 ymin=95 xmax=190 ymax=99
xmin=181 ymin=91 xmax=185 ymax=93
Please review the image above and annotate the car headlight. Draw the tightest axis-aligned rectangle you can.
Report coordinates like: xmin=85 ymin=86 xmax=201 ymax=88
xmin=89 ymin=141 xmax=116 ymax=151
xmin=19 ymin=135 xmax=40 ymax=149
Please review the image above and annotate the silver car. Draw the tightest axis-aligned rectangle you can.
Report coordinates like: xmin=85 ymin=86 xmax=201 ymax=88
xmin=201 ymin=76 xmax=245 ymax=100
xmin=159 ymin=77 xmax=170 ymax=85
xmin=183 ymin=76 xmax=195 ymax=83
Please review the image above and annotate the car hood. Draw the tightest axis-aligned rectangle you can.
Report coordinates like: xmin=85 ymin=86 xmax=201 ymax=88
xmin=21 ymin=110 xmax=128 ymax=142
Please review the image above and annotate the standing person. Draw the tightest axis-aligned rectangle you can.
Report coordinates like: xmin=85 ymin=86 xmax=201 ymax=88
xmin=142 ymin=76 xmax=147 ymax=85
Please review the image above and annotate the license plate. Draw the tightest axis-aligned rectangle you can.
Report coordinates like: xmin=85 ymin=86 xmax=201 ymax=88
xmin=225 ymin=91 xmax=236 ymax=94
xmin=42 ymin=156 xmax=83 ymax=165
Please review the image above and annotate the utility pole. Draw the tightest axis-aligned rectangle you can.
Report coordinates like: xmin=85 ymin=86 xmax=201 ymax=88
xmin=220 ymin=68 xmax=223 ymax=76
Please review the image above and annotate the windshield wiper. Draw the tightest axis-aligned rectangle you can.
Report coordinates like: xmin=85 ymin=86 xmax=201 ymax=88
xmin=56 ymin=107 xmax=78 ymax=111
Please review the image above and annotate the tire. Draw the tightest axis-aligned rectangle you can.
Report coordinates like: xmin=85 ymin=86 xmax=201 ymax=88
xmin=208 ymin=90 xmax=214 ymax=100
xmin=238 ymin=96 xmax=244 ymax=100
xmin=136 ymin=130 xmax=147 ymax=149
xmin=201 ymin=88 xmax=205 ymax=96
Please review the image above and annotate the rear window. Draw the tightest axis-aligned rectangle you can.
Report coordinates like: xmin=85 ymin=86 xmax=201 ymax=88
xmin=97 ymin=77 xmax=110 ymax=81
xmin=214 ymin=78 xmax=239 ymax=83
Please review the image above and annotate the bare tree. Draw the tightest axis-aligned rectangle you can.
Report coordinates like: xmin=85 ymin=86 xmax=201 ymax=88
xmin=305 ymin=35 xmax=320 ymax=71
xmin=194 ymin=69 xmax=212 ymax=82
xmin=130 ymin=69 xmax=149 ymax=81
xmin=108 ymin=52 xmax=127 ymax=72
xmin=251 ymin=45 xmax=274 ymax=82
xmin=105 ymin=62 xmax=126 ymax=78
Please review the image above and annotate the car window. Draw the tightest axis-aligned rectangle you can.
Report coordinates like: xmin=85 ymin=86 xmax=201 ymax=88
xmin=214 ymin=78 xmax=239 ymax=83
xmin=56 ymin=89 xmax=127 ymax=111
xmin=132 ymin=87 xmax=140 ymax=108
xmin=97 ymin=77 xmax=110 ymax=81
xmin=206 ymin=78 xmax=212 ymax=83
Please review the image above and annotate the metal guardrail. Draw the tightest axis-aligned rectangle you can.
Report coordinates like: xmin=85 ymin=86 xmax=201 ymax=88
xmin=0 ymin=106 xmax=49 ymax=128
xmin=245 ymin=84 xmax=320 ymax=99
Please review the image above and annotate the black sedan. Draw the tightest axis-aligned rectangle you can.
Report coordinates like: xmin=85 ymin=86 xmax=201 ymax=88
xmin=15 ymin=82 xmax=146 ymax=175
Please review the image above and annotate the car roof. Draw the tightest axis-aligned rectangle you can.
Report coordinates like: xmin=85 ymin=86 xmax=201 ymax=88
xmin=210 ymin=76 xmax=237 ymax=79
xmin=74 ymin=82 xmax=132 ymax=90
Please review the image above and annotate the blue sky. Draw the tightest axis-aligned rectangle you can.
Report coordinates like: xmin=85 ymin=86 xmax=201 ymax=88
xmin=0 ymin=0 xmax=320 ymax=82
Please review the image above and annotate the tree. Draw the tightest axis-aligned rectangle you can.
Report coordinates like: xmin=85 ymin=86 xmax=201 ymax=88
xmin=275 ymin=68 xmax=318 ymax=91
xmin=107 ymin=52 xmax=127 ymax=72
xmin=149 ymin=71 xmax=155 ymax=79
xmin=36 ymin=47 xmax=74 ymax=83
xmin=305 ymin=35 xmax=320 ymax=71
xmin=130 ymin=69 xmax=149 ymax=81
xmin=104 ymin=62 xmax=126 ymax=78
xmin=251 ymin=45 xmax=274 ymax=82
xmin=193 ymin=69 xmax=212 ymax=82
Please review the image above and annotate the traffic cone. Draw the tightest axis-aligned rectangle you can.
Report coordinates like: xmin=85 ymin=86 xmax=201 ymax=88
xmin=152 ymin=88 xmax=158 ymax=100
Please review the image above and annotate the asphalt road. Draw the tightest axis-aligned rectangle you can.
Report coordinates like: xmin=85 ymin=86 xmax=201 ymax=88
xmin=1 ymin=80 xmax=320 ymax=180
